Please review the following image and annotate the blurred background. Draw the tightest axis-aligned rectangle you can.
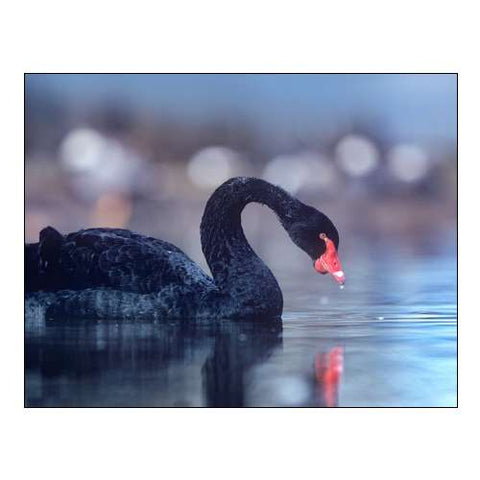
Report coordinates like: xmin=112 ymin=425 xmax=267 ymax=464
xmin=25 ymin=74 xmax=457 ymax=277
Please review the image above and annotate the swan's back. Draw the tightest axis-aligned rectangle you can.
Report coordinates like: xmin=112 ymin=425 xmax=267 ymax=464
xmin=26 ymin=226 xmax=214 ymax=294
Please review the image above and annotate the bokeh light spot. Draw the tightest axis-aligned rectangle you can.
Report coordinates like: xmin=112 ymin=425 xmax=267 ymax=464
xmin=335 ymin=134 xmax=379 ymax=177
xmin=187 ymin=146 xmax=243 ymax=189
xmin=387 ymin=144 xmax=430 ymax=183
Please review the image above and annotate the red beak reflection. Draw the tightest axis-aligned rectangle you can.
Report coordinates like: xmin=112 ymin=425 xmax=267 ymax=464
xmin=314 ymin=234 xmax=345 ymax=286
xmin=314 ymin=346 xmax=344 ymax=407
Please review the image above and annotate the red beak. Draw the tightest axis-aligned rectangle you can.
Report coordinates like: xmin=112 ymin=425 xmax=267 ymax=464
xmin=314 ymin=236 xmax=345 ymax=285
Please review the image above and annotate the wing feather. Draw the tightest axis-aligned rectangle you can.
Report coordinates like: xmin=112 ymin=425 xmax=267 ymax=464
xmin=55 ymin=228 xmax=213 ymax=293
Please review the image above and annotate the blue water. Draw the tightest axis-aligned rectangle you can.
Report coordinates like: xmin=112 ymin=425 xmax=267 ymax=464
xmin=25 ymin=248 xmax=457 ymax=407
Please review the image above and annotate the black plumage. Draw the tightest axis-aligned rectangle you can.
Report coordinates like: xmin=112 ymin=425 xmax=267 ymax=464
xmin=25 ymin=177 xmax=340 ymax=320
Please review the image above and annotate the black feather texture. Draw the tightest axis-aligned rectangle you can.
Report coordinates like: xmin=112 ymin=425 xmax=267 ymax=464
xmin=25 ymin=177 xmax=340 ymax=320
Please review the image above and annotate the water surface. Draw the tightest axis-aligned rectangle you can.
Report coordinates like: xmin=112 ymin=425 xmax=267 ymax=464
xmin=25 ymin=247 xmax=457 ymax=407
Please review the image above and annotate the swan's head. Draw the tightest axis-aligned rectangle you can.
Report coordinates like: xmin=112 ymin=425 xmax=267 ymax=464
xmin=287 ymin=206 xmax=345 ymax=286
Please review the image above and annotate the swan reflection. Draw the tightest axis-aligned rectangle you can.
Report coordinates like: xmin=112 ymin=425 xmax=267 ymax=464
xmin=25 ymin=317 xmax=283 ymax=407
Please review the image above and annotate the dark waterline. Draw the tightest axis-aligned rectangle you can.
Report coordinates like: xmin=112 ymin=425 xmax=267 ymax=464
xmin=25 ymin=245 xmax=457 ymax=407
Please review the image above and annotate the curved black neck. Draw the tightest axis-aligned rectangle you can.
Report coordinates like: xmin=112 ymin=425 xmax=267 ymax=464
xmin=200 ymin=178 xmax=302 ymax=298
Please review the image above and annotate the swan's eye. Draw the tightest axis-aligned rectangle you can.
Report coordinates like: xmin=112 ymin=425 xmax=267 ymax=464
xmin=319 ymin=233 xmax=327 ymax=240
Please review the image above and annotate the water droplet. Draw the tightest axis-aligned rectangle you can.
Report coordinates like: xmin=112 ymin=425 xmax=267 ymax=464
xmin=339 ymin=284 xmax=345 ymax=290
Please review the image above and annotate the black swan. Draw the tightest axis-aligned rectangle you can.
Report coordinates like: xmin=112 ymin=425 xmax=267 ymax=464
xmin=25 ymin=177 xmax=345 ymax=320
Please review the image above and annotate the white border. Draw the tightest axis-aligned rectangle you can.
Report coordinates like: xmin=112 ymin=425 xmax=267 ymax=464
xmin=2 ymin=1 xmax=477 ymax=479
